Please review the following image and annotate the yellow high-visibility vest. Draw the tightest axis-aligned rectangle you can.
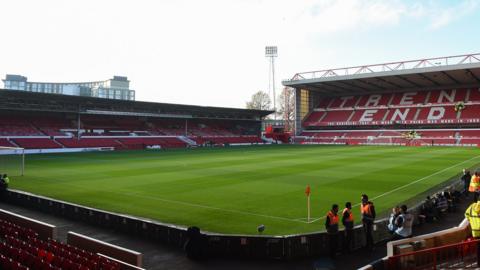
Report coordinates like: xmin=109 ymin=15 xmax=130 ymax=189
xmin=465 ymin=202 xmax=480 ymax=238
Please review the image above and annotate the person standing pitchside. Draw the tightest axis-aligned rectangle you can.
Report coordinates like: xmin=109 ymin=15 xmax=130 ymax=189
xmin=361 ymin=194 xmax=376 ymax=251
xmin=325 ymin=204 xmax=339 ymax=258
xmin=469 ymin=171 xmax=480 ymax=195
xmin=465 ymin=194 xmax=480 ymax=266
xmin=342 ymin=202 xmax=354 ymax=253
xmin=462 ymin=169 xmax=472 ymax=196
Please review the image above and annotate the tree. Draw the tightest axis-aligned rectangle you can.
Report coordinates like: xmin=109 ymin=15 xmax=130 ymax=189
xmin=246 ymin=91 xmax=272 ymax=111
xmin=277 ymin=87 xmax=295 ymax=132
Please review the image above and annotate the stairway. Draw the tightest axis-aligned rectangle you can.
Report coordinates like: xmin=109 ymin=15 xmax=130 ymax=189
xmin=454 ymin=131 xmax=461 ymax=145
xmin=7 ymin=139 xmax=20 ymax=148
xmin=177 ymin=136 xmax=197 ymax=146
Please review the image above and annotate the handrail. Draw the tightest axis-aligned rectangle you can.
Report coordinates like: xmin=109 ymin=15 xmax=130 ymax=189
xmin=389 ymin=239 xmax=480 ymax=259
xmin=387 ymin=238 xmax=480 ymax=270
xmin=285 ymin=53 xmax=480 ymax=82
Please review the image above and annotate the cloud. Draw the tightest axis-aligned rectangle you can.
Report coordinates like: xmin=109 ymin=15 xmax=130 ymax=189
xmin=1 ymin=0 xmax=479 ymax=107
xmin=281 ymin=0 xmax=480 ymax=34
xmin=293 ymin=0 xmax=409 ymax=34
xmin=427 ymin=0 xmax=480 ymax=29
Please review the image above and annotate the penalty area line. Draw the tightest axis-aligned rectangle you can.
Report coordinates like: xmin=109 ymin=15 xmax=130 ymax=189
xmin=20 ymin=178 xmax=310 ymax=225
xmin=307 ymin=154 xmax=480 ymax=224
xmin=118 ymin=191 xmax=310 ymax=224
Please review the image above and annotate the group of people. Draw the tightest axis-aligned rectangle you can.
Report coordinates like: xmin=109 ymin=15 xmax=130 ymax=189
xmin=387 ymin=205 xmax=414 ymax=240
xmin=323 ymin=194 xmax=379 ymax=257
xmin=420 ymin=189 xmax=461 ymax=223
xmin=323 ymin=193 xmax=417 ymax=258
xmin=465 ymin=169 xmax=480 ymax=240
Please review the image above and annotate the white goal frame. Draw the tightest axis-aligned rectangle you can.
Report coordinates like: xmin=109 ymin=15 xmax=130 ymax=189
xmin=0 ymin=146 xmax=25 ymax=176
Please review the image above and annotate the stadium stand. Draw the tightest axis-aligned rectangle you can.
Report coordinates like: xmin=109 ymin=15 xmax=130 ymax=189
xmin=0 ymin=216 xmax=123 ymax=270
xmin=302 ymin=89 xmax=476 ymax=127
xmin=12 ymin=138 xmax=63 ymax=149
xmin=297 ymin=88 xmax=480 ymax=146
xmin=0 ymin=139 xmax=16 ymax=148
xmin=284 ymin=54 xmax=480 ymax=147
xmin=0 ymin=117 xmax=43 ymax=136
xmin=118 ymin=137 xmax=187 ymax=149
xmin=56 ymin=138 xmax=122 ymax=148
xmin=191 ymin=135 xmax=263 ymax=145
xmin=0 ymin=90 xmax=269 ymax=151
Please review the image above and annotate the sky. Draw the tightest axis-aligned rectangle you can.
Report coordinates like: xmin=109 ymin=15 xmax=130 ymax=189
xmin=1 ymin=0 xmax=480 ymax=109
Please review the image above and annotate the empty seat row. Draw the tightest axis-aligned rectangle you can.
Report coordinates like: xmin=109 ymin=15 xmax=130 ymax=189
xmin=303 ymin=105 xmax=475 ymax=127
xmin=0 ymin=217 xmax=120 ymax=270
xmin=12 ymin=138 xmax=61 ymax=149
xmin=191 ymin=136 xmax=263 ymax=145
xmin=56 ymin=138 xmax=122 ymax=148
xmin=0 ymin=220 xmax=38 ymax=240
xmin=305 ymin=88 xmax=480 ymax=128
xmin=0 ymin=139 xmax=16 ymax=147
xmin=0 ymin=111 xmax=258 ymax=137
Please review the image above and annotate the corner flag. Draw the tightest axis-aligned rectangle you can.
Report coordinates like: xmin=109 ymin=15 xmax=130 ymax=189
xmin=305 ymin=184 xmax=311 ymax=222
xmin=305 ymin=184 xmax=311 ymax=196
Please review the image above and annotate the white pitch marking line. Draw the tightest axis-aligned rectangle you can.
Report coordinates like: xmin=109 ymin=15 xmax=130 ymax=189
xmin=24 ymin=154 xmax=480 ymax=226
xmin=307 ymin=155 xmax=480 ymax=224
xmin=295 ymin=217 xmax=321 ymax=221
xmin=20 ymin=177 xmax=310 ymax=224
xmin=118 ymin=191 xmax=310 ymax=224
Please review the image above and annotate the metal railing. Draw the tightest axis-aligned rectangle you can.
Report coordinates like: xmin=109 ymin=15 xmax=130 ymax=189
xmin=285 ymin=53 xmax=480 ymax=82
xmin=387 ymin=239 xmax=480 ymax=270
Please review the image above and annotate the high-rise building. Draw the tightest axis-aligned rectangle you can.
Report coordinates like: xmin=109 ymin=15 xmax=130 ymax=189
xmin=2 ymin=74 xmax=135 ymax=101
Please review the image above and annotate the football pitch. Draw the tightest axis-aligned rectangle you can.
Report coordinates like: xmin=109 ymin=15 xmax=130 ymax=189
xmin=6 ymin=145 xmax=480 ymax=235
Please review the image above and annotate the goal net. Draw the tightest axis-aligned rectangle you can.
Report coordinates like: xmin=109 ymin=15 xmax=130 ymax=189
xmin=0 ymin=146 xmax=25 ymax=177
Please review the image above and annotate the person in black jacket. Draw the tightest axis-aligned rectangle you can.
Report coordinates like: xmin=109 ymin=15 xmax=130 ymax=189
xmin=0 ymin=174 xmax=7 ymax=191
xmin=462 ymin=169 xmax=472 ymax=196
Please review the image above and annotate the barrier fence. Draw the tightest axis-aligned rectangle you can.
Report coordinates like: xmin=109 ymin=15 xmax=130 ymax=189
xmin=387 ymin=239 xmax=480 ymax=270
xmin=0 ymin=189 xmax=391 ymax=259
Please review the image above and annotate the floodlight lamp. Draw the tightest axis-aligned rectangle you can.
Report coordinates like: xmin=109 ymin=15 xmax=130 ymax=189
xmin=265 ymin=46 xmax=278 ymax=57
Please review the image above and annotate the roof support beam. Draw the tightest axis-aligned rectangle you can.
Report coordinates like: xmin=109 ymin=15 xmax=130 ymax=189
xmin=373 ymin=77 xmax=403 ymax=89
xmin=356 ymin=79 xmax=387 ymax=91
xmin=306 ymin=84 xmax=343 ymax=93
xmin=335 ymin=81 xmax=371 ymax=93
xmin=418 ymin=73 xmax=440 ymax=86
xmin=320 ymin=82 xmax=355 ymax=92
xmin=395 ymin=75 xmax=422 ymax=88
xmin=466 ymin=69 xmax=480 ymax=83
xmin=441 ymin=71 xmax=460 ymax=84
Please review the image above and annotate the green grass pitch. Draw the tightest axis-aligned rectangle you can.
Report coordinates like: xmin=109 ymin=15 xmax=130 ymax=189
xmin=6 ymin=145 xmax=480 ymax=235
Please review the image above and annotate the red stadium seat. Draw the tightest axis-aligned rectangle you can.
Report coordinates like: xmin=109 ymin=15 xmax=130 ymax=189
xmin=297 ymin=87 xmax=480 ymax=146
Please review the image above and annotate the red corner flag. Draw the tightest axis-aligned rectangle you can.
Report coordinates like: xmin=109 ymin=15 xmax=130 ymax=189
xmin=305 ymin=185 xmax=311 ymax=222
xmin=305 ymin=185 xmax=311 ymax=197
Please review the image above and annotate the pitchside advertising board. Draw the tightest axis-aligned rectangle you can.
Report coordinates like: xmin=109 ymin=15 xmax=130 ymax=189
xmin=323 ymin=118 xmax=479 ymax=126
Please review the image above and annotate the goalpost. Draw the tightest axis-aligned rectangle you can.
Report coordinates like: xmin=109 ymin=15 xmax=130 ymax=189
xmin=0 ymin=146 xmax=25 ymax=176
